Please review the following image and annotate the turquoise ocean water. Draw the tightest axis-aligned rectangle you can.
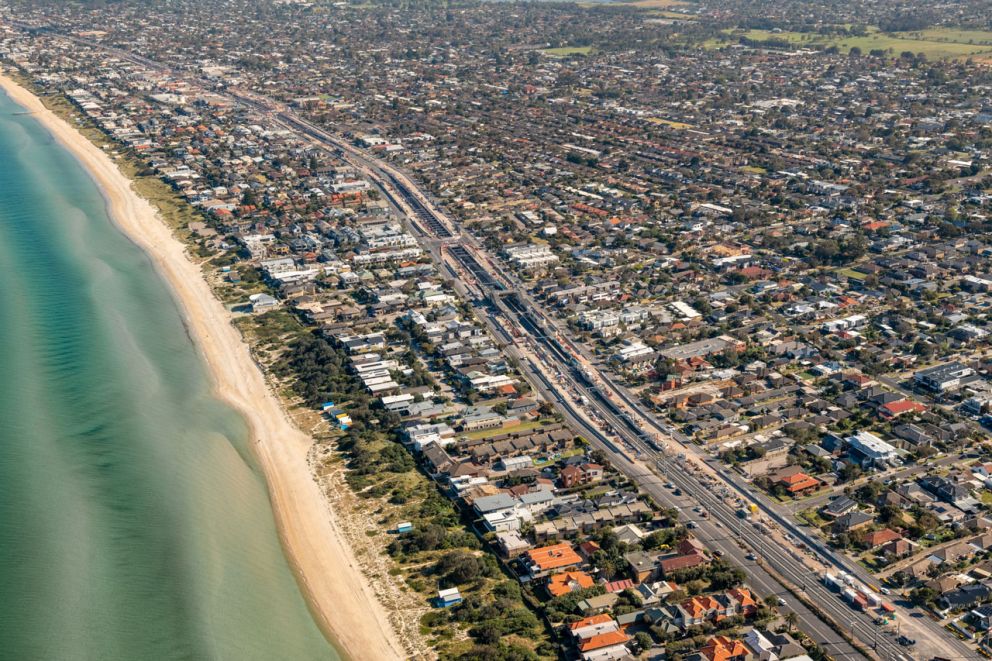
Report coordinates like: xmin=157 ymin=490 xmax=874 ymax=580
xmin=0 ymin=88 xmax=338 ymax=660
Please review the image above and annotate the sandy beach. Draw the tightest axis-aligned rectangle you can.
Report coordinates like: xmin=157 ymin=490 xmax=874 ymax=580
xmin=0 ymin=73 xmax=405 ymax=660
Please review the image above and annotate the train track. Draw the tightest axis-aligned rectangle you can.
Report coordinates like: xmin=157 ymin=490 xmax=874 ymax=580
xmin=27 ymin=27 xmax=974 ymax=659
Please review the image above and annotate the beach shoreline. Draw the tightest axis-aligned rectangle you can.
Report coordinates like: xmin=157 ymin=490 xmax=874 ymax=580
xmin=0 ymin=73 xmax=405 ymax=661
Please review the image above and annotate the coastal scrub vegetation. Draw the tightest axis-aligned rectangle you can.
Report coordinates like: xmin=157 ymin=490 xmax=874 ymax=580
xmin=273 ymin=330 xmax=556 ymax=658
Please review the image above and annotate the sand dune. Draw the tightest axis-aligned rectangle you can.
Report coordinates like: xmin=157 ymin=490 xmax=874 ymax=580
xmin=0 ymin=73 xmax=404 ymax=661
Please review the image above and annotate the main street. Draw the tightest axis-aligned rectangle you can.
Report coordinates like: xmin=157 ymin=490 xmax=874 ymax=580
xmin=36 ymin=29 xmax=980 ymax=660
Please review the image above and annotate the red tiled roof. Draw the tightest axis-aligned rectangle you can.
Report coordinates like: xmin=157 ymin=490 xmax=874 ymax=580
xmin=660 ymin=552 xmax=707 ymax=573
xmin=867 ymin=528 xmax=902 ymax=547
xmin=604 ymin=579 xmax=634 ymax=593
xmin=880 ymin=399 xmax=925 ymax=417
xmin=779 ymin=472 xmax=822 ymax=493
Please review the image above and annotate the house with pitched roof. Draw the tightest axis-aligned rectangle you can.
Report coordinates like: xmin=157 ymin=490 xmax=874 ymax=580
xmin=865 ymin=528 xmax=902 ymax=549
xmin=776 ymin=471 xmax=822 ymax=497
xmin=524 ymin=542 xmax=583 ymax=579
xmin=692 ymin=635 xmax=753 ymax=661
xmin=547 ymin=570 xmax=594 ymax=598
xmin=568 ymin=615 xmax=629 ymax=661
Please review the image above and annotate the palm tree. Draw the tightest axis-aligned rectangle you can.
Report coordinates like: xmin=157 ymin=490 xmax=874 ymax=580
xmin=785 ymin=611 xmax=799 ymax=632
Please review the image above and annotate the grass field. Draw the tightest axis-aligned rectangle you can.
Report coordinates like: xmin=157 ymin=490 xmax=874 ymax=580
xmin=909 ymin=28 xmax=992 ymax=45
xmin=459 ymin=419 xmax=547 ymax=441
xmin=542 ymin=46 xmax=595 ymax=57
xmin=648 ymin=10 xmax=697 ymax=20
xmin=709 ymin=26 xmax=992 ymax=60
xmin=837 ymin=267 xmax=869 ymax=281
xmin=645 ymin=117 xmax=693 ymax=129
xmin=622 ymin=0 xmax=689 ymax=7
xmin=577 ymin=0 xmax=691 ymax=10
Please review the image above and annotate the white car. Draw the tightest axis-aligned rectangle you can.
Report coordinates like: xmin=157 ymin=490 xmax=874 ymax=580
xmin=778 ymin=597 xmax=787 ymax=607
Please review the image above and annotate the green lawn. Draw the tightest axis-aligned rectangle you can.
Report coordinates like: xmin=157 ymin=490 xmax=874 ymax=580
xmin=533 ymin=446 xmax=584 ymax=467
xmin=798 ymin=508 xmax=829 ymax=529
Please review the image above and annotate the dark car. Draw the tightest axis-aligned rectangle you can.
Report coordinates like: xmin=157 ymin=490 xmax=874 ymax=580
xmin=896 ymin=636 xmax=916 ymax=646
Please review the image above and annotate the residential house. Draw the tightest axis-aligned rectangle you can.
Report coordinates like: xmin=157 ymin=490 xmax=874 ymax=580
xmin=523 ymin=543 xmax=583 ymax=579
xmin=547 ymin=570 xmax=595 ymax=598
xmin=568 ymin=614 xmax=629 ymax=661
xmin=832 ymin=511 xmax=874 ymax=535
xmin=693 ymin=635 xmax=753 ymax=661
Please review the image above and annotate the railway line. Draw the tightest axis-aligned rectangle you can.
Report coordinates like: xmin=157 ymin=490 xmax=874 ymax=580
xmin=32 ymin=29 xmax=976 ymax=659
xmin=489 ymin=294 xmax=938 ymax=661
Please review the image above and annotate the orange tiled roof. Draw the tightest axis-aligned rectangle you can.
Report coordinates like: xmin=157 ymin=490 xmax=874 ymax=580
xmin=682 ymin=595 xmax=721 ymax=617
xmin=728 ymin=587 xmax=756 ymax=608
xmin=569 ymin=613 xmax=613 ymax=631
xmin=527 ymin=543 xmax=582 ymax=572
xmin=579 ymin=631 xmax=627 ymax=652
xmin=579 ymin=630 xmax=628 ymax=652
xmin=701 ymin=635 xmax=749 ymax=661
xmin=547 ymin=571 xmax=594 ymax=597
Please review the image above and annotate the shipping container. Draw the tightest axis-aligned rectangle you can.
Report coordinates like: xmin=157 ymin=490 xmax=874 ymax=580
xmin=823 ymin=572 xmax=841 ymax=590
